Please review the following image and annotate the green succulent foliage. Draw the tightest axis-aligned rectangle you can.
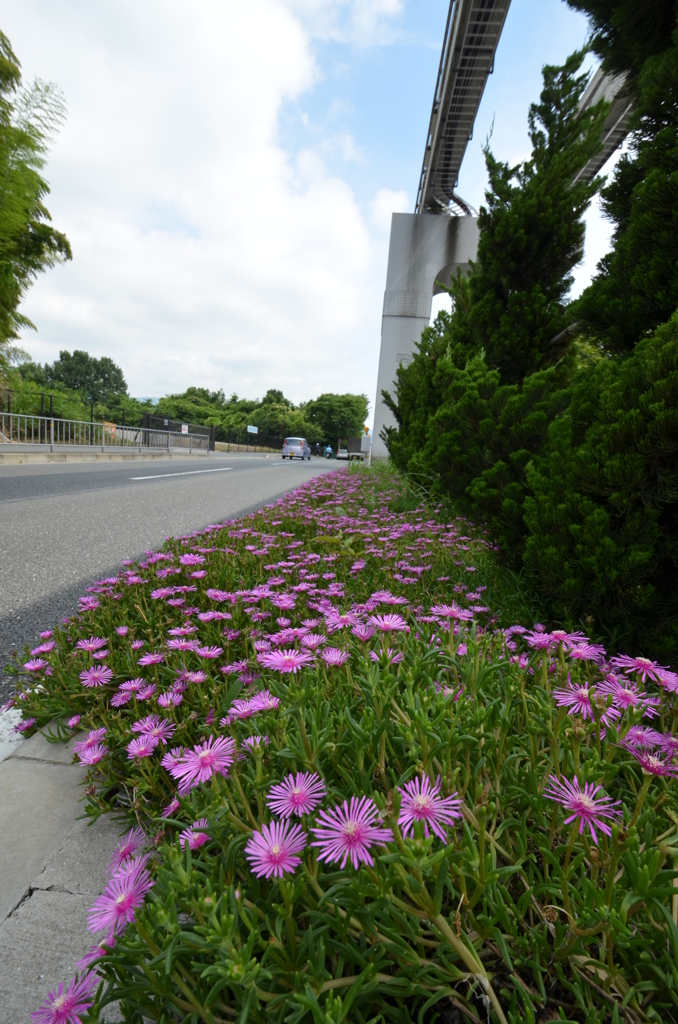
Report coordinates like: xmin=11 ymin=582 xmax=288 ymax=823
xmin=523 ymin=308 xmax=678 ymax=660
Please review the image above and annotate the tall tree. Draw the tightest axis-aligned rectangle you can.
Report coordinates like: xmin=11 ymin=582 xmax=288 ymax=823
xmin=304 ymin=393 xmax=368 ymax=443
xmin=0 ymin=32 xmax=71 ymax=359
xmin=451 ymin=50 xmax=609 ymax=383
xmin=43 ymin=349 xmax=128 ymax=403
xmin=568 ymin=3 xmax=678 ymax=350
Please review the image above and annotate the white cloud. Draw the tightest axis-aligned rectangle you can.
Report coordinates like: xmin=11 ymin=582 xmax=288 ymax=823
xmin=4 ymin=0 xmax=394 ymax=403
xmin=370 ymin=187 xmax=409 ymax=232
xmin=285 ymin=0 xmax=403 ymax=45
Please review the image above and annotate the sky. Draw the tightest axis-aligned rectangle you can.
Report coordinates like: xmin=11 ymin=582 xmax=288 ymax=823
xmin=4 ymin=0 xmax=617 ymax=418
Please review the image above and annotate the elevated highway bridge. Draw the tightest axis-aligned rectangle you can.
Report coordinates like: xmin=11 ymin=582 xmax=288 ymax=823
xmin=371 ymin=0 xmax=633 ymax=459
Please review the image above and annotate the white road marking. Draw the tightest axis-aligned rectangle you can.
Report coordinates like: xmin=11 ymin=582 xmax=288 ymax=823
xmin=130 ymin=467 xmax=234 ymax=480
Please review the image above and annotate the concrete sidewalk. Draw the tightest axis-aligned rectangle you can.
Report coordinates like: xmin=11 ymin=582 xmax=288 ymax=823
xmin=0 ymin=726 xmax=121 ymax=1023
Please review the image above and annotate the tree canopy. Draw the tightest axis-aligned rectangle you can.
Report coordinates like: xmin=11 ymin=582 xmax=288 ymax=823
xmin=20 ymin=349 xmax=128 ymax=403
xmin=0 ymin=32 xmax=71 ymax=364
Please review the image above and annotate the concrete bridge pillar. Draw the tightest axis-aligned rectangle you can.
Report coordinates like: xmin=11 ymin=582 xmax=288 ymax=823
xmin=371 ymin=212 xmax=479 ymax=459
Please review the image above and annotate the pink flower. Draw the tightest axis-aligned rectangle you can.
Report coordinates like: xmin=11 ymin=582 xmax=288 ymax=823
xmin=242 ymin=735 xmax=270 ymax=753
xmin=131 ymin=639 xmax=146 ymax=651
xmin=610 ymin=654 xmax=665 ymax=683
xmin=138 ymin=652 xmax=164 ymax=666
xmin=271 ymin=595 xmax=296 ymax=610
xmin=179 ymin=553 xmax=205 ymax=566
xmin=195 ymin=645 xmax=223 ymax=659
xmin=126 ymin=735 xmax=159 ymax=759
xmin=553 ymin=682 xmax=595 ymax=720
xmin=179 ymin=818 xmax=211 ymax=850
xmin=597 ymin=677 xmax=660 ymax=718
xmin=14 ymin=717 xmax=36 ymax=732
xmin=398 ymin=776 xmax=463 ymax=841
xmin=543 ymin=775 xmax=622 ymax=844
xmin=131 ymin=715 xmax=175 ymax=743
xmin=659 ymin=733 xmax=678 ymax=758
xmin=429 ymin=604 xmax=473 ymax=623
xmin=119 ymin=677 xmax=144 ymax=693
xmin=300 ymin=633 xmax=327 ymax=651
xmin=87 ymin=859 xmax=154 ymax=938
xmin=79 ymin=665 xmax=114 ymax=688
xmin=369 ymin=648 xmax=404 ymax=665
xmin=620 ymin=741 xmax=678 ymax=776
xmin=31 ymin=973 xmax=98 ymax=1024
xmin=24 ymin=659 xmax=50 ymax=673
xmin=109 ymin=828 xmax=146 ymax=871
xmin=31 ymin=641 xmax=56 ymax=655
xmin=137 ymin=684 xmax=157 ymax=701
xmin=321 ymin=648 xmax=350 ymax=667
xmin=73 ymin=728 xmax=107 ymax=755
xmin=168 ymin=735 xmax=236 ymax=793
xmin=325 ymin=611 xmax=361 ymax=632
xmin=110 ymin=691 xmax=132 ymax=707
xmin=258 ymin=648 xmax=314 ymax=673
xmin=67 ymin=715 xmax=81 ymax=729
xmin=244 ymin=819 xmax=306 ymax=878
xmin=77 ymin=744 xmax=108 ymax=766
xmin=310 ymin=796 xmax=394 ymax=869
xmin=76 ymin=636 xmax=108 ymax=653
xmin=624 ymin=725 xmax=662 ymax=749
xmin=160 ymin=746 xmax=186 ymax=771
xmin=158 ymin=691 xmax=183 ymax=708
xmin=116 ymin=626 xmax=129 ymax=636
xmin=161 ymin=797 xmax=180 ymax=818
xmin=351 ymin=624 xmax=375 ymax=642
xmin=166 ymin=638 xmax=200 ymax=652
xmin=568 ymin=643 xmax=606 ymax=663
xmin=267 ymin=772 xmax=326 ymax=817
xmin=368 ymin=613 xmax=408 ymax=633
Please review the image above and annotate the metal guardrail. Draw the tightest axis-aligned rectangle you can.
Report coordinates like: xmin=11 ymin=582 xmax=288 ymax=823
xmin=0 ymin=412 xmax=209 ymax=453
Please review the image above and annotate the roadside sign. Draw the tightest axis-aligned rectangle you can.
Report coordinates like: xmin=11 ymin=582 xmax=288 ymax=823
xmin=247 ymin=425 xmax=258 ymax=434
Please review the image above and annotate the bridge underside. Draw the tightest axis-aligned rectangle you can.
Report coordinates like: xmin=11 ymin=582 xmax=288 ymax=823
xmin=371 ymin=213 xmax=479 ymax=460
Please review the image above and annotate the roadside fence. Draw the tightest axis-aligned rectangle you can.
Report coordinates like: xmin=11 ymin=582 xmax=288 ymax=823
xmin=0 ymin=411 xmax=210 ymax=454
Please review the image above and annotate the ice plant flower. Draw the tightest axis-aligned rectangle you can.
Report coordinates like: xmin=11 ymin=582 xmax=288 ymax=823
xmin=624 ymin=726 xmax=662 ymax=749
xmin=321 ymin=648 xmax=350 ymax=667
xmin=131 ymin=715 xmax=176 ymax=743
xmin=257 ymin=648 xmax=314 ymax=673
xmin=137 ymin=684 xmax=157 ymax=701
xmin=610 ymin=654 xmax=664 ymax=683
xmin=161 ymin=797 xmax=180 ymax=818
xmin=31 ymin=973 xmax=98 ymax=1024
xmin=430 ymin=604 xmax=473 ymax=623
xmin=24 ymin=658 xmax=50 ymax=673
xmin=267 ymin=772 xmax=326 ymax=817
xmin=14 ymin=717 xmax=36 ymax=732
xmin=109 ymin=827 xmax=146 ymax=871
xmin=168 ymin=735 xmax=236 ymax=793
xmin=127 ymin=734 xmax=159 ymax=759
xmin=543 ymin=775 xmax=622 ymax=843
xmin=311 ymin=796 xmax=394 ymax=868
xmin=73 ymin=728 xmax=107 ymax=755
xmin=77 ymin=744 xmax=108 ymax=766
xmin=195 ymin=645 xmax=223 ymax=659
xmin=179 ymin=818 xmax=211 ymax=850
xmin=87 ymin=859 xmax=154 ymax=939
xmin=553 ymin=682 xmax=595 ymax=720
xmin=67 ymin=715 xmax=81 ymax=729
xmin=242 ymin=735 xmax=270 ymax=753
xmin=300 ymin=633 xmax=327 ymax=651
xmin=397 ymin=776 xmax=463 ymax=841
xmin=79 ymin=665 xmax=114 ymax=688
xmin=158 ymin=691 xmax=183 ymax=708
xmin=166 ymin=638 xmax=200 ymax=652
xmin=351 ymin=624 xmax=376 ymax=642
xmin=597 ymin=677 xmax=660 ymax=717
xmin=659 ymin=733 xmax=678 ymax=758
xmin=244 ymin=819 xmax=306 ymax=878
xmin=619 ymin=741 xmax=678 ymax=776
xmin=137 ymin=652 xmax=164 ymax=666
xmin=76 ymin=636 xmax=108 ymax=653
xmin=368 ymin=613 xmax=408 ymax=633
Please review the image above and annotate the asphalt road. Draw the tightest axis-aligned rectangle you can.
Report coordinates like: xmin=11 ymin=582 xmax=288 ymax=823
xmin=0 ymin=453 xmax=339 ymax=701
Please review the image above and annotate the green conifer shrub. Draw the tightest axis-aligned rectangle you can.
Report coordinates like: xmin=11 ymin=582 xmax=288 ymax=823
xmin=524 ymin=308 xmax=678 ymax=657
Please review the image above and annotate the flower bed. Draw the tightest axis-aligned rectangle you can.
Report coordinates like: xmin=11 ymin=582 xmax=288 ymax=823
xmin=11 ymin=467 xmax=678 ymax=1024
